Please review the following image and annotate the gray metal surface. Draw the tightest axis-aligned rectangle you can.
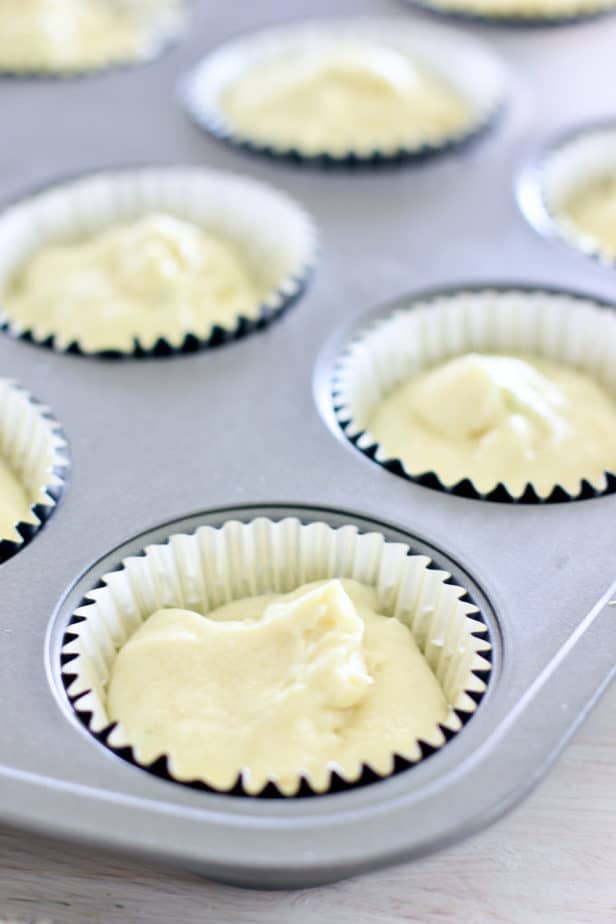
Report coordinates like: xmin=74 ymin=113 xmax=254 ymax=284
xmin=0 ymin=0 xmax=615 ymax=890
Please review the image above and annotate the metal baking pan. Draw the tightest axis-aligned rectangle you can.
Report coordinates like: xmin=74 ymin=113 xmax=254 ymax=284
xmin=1 ymin=0 xmax=615 ymax=891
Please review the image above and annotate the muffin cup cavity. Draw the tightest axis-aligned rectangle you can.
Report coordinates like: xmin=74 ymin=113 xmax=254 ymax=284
xmin=400 ymin=0 xmax=615 ymax=24
xmin=520 ymin=122 xmax=616 ymax=268
xmin=61 ymin=515 xmax=491 ymax=797
xmin=0 ymin=379 xmax=68 ymax=563
xmin=0 ymin=2 xmax=186 ymax=78
xmin=0 ymin=166 xmax=317 ymax=357
xmin=180 ymin=18 xmax=508 ymax=167
xmin=332 ymin=286 xmax=616 ymax=503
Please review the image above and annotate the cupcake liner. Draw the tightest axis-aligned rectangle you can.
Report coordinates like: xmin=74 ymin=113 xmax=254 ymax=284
xmin=0 ymin=1 xmax=186 ymax=79
xmin=0 ymin=379 xmax=68 ymax=563
xmin=332 ymin=285 xmax=616 ymax=503
xmin=0 ymin=166 xmax=316 ymax=358
xmin=519 ymin=121 xmax=616 ymax=269
xmin=399 ymin=0 xmax=615 ymax=25
xmin=61 ymin=515 xmax=491 ymax=797
xmin=179 ymin=18 xmax=508 ymax=167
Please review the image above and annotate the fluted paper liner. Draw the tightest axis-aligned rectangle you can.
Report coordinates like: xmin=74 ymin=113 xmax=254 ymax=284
xmin=0 ymin=1 xmax=186 ymax=78
xmin=528 ymin=123 xmax=616 ymax=268
xmin=61 ymin=516 xmax=491 ymax=797
xmin=333 ymin=287 xmax=616 ymax=502
xmin=401 ymin=0 xmax=615 ymax=23
xmin=0 ymin=378 xmax=68 ymax=562
xmin=0 ymin=167 xmax=316 ymax=356
xmin=180 ymin=18 xmax=508 ymax=166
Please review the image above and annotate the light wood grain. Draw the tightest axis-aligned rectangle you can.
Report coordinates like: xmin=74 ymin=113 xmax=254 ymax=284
xmin=0 ymin=684 xmax=614 ymax=924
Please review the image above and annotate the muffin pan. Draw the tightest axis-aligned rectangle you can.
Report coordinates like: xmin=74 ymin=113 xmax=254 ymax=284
xmin=1 ymin=0 xmax=616 ymax=891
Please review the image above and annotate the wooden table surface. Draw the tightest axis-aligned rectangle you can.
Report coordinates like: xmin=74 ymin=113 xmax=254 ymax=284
xmin=0 ymin=684 xmax=614 ymax=924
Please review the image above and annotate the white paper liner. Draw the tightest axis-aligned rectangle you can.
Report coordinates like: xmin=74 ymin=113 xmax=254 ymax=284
xmin=180 ymin=18 xmax=508 ymax=165
xmin=0 ymin=166 xmax=317 ymax=356
xmin=532 ymin=124 xmax=616 ymax=268
xmin=0 ymin=378 xmax=68 ymax=561
xmin=401 ymin=0 xmax=615 ymax=22
xmin=333 ymin=287 xmax=616 ymax=502
xmin=0 ymin=1 xmax=186 ymax=77
xmin=62 ymin=516 xmax=491 ymax=796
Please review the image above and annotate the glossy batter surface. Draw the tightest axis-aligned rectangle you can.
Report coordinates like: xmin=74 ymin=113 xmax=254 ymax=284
xmin=366 ymin=353 xmax=616 ymax=496
xmin=107 ymin=579 xmax=448 ymax=794
xmin=4 ymin=213 xmax=263 ymax=352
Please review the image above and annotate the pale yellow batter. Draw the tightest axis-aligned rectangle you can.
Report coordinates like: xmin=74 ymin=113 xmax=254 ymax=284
xmin=365 ymin=352 xmax=616 ymax=496
xmin=560 ymin=174 xmax=616 ymax=259
xmin=221 ymin=39 xmax=473 ymax=156
xmin=0 ymin=458 xmax=33 ymax=542
xmin=4 ymin=213 xmax=263 ymax=352
xmin=107 ymin=579 xmax=448 ymax=794
xmin=0 ymin=0 xmax=181 ymax=73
